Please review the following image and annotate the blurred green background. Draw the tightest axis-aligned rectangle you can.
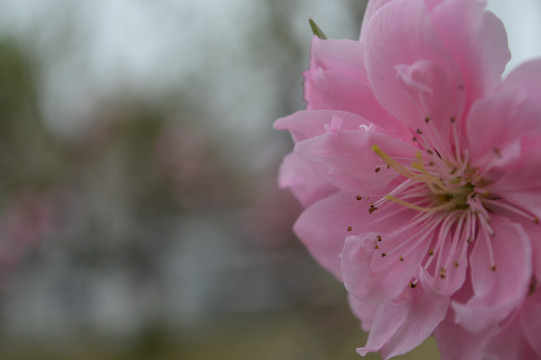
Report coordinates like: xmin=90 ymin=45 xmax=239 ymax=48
xmin=2 ymin=0 xmax=535 ymax=359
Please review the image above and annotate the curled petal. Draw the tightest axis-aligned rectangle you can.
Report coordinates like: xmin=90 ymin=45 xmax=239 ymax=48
xmin=294 ymin=128 xmax=418 ymax=193
xmin=357 ymin=286 xmax=448 ymax=360
xmin=274 ymin=110 xmax=369 ymax=143
xmin=364 ymin=0 xmax=464 ymax=139
xmin=341 ymin=225 xmax=430 ymax=304
xmin=294 ymin=190 xmax=397 ymax=279
xmin=277 ymin=152 xmax=337 ymax=207
xmin=348 ymin=293 xmax=378 ymax=332
xmin=430 ymin=0 xmax=510 ymax=103
xmin=309 ymin=37 xmax=368 ymax=84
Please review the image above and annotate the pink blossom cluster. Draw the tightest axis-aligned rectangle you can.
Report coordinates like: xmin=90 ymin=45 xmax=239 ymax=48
xmin=275 ymin=0 xmax=541 ymax=358
xmin=0 ymin=191 xmax=57 ymax=283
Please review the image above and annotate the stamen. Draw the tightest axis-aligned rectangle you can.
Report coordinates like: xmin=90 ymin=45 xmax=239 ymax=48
xmin=480 ymin=224 xmax=497 ymax=271
xmin=383 ymin=213 xmax=440 ymax=259
xmin=451 ymin=116 xmax=463 ymax=165
xmin=385 ymin=194 xmax=465 ymax=213
xmin=483 ymin=198 xmax=539 ymax=224
xmin=372 ymin=145 xmax=418 ymax=179
xmin=441 ymin=213 xmax=467 ymax=270
xmin=426 ymin=212 xmax=460 ymax=272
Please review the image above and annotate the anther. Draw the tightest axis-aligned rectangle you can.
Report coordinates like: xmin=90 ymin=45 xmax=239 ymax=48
xmin=399 ymin=256 xmax=404 ymax=262
xmin=416 ymin=129 xmax=423 ymax=135
xmin=356 ymin=195 xmax=362 ymax=200
xmin=374 ymin=244 xmax=379 ymax=250
xmin=376 ymin=235 xmax=382 ymax=242
xmin=409 ymin=282 xmax=417 ymax=288
xmin=375 ymin=167 xmax=381 ymax=173
xmin=490 ymin=265 xmax=497 ymax=271
xmin=381 ymin=252 xmax=387 ymax=257
xmin=454 ymin=261 xmax=459 ymax=268
xmin=347 ymin=226 xmax=352 ymax=232
xmin=369 ymin=204 xmax=378 ymax=214
xmin=535 ymin=217 xmax=539 ymax=224
xmin=450 ymin=116 xmax=456 ymax=123
xmin=425 ymin=117 xmax=431 ymax=123
xmin=428 ymin=249 xmax=434 ymax=256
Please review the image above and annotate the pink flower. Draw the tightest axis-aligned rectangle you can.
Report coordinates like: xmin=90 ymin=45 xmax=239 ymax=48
xmin=275 ymin=0 xmax=541 ymax=358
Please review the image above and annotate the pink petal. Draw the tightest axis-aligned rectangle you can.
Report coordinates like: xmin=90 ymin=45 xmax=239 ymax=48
xmin=277 ymin=152 xmax=337 ymax=207
xmin=357 ymin=286 xmax=448 ymax=359
xmin=452 ymin=216 xmax=532 ymax=332
xmin=484 ymin=139 xmax=541 ymax=230
xmin=482 ymin=307 xmax=539 ymax=359
xmin=430 ymin=0 xmax=510 ymax=104
xmin=274 ymin=110 xmax=368 ymax=143
xmin=512 ymin=220 xmax=541 ymax=284
xmin=394 ymin=59 xmax=461 ymax=152
xmin=520 ymin=289 xmax=541 ymax=356
xmin=359 ymin=0 xmax=395 ymax=42
xmin=304 ymin=68 xmax=405 ymax=136
xmin=294 ymin=190 xmax=414 ymax=280
xmin=341 ymin=225 xmax=430 ymax=304
xmin=348 ymin=293 xmax=378 ymax=332
xmin=294 ymin=128 xmax=418 ymax=193
xmin=433 ymin=308 xmax=496 ymax=360
xmin=419 ymin=226 xmax=469 ymax=297
xmin=309 ymin=37 xmax=368 ymax=84
xmin=293 ymin=191 xmax=390 ymax=279
xmin=364 ymin=0 xmax=464 ymax=139
xmin=466 ymin=90 xmax=541 ymax=170
xmin=504 ymin=58 xmax=541 ymax=103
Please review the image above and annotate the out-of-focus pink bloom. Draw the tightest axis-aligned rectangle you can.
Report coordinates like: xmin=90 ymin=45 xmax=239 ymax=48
xmin=275 ymin=0 xmax=541 ymax=358
xmin=154 ymin=125 xmax=230 ymax=209
xmin=0 ymin=191 xmax=57 ymax=270
xmin=247 ymin=175 xmax=303 ymax=247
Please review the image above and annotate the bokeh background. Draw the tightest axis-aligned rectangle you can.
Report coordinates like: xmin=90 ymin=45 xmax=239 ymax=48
xmin=0 ymin=1 xmax=538 ymax=359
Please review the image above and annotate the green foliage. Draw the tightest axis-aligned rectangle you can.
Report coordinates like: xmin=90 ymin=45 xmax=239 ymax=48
xmin=309 ymin=19 xmax=328 ymax=39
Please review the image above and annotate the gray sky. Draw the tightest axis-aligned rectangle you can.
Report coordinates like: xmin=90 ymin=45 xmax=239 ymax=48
xmin=0 ymin=0 xmax=538 ymax=138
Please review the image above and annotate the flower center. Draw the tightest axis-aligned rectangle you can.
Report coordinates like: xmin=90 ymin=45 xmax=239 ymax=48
xmin=371 ymin=144 xmax=482 ymax=215
xmin=350 ymin=118 xmax=539 ymax=283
